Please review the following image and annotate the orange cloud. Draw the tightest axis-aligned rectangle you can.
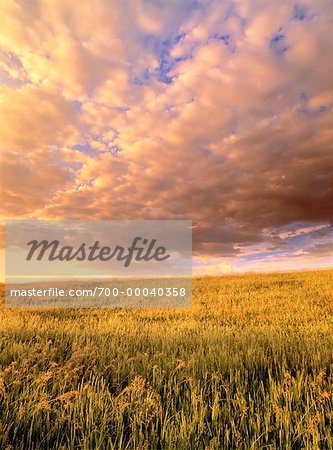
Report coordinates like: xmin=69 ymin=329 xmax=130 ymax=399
xmin=0 ymin=0 xmax=332 ymax=272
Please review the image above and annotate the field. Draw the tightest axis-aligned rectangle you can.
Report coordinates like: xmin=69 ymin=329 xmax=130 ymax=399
xmin=0 ymin=270 xmax=332 ymax=449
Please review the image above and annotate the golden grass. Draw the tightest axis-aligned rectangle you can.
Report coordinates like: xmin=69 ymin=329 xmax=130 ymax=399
xmin=0 ymin=270 xmax=332 ymax=449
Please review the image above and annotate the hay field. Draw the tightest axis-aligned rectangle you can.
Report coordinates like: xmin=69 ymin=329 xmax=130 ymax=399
xmin=0 ymin=270 xmax=332 ymax=449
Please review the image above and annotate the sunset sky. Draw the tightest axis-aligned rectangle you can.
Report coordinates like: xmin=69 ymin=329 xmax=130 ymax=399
xmin=0 ymin=0 xmax=332 ymax=274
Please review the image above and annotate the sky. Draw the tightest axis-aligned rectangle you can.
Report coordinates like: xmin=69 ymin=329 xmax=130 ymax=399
xmin=0 ymin=0 xmax=332 ymax=275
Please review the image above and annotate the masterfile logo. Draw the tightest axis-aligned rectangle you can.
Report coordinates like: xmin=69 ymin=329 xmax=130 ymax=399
xmin=26 ymin=237 xmax=170 ymax=266
xmin=5 ymin=220 xmax=192 ymax=308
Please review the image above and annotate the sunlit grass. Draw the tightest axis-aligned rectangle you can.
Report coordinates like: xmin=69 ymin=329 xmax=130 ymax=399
xmin=0 ymin=270 xmax=332 ymax=449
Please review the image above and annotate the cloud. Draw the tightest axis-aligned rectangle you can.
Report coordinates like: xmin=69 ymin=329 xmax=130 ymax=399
xmin=0 ymin=82 xmax=78 ymax=151
xmin=0 ymin=0 xmax=332 ymax=271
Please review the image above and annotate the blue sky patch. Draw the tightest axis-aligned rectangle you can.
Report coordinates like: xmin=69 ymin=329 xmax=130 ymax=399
xmin=270 ymin=30 xmax=289 ymax=55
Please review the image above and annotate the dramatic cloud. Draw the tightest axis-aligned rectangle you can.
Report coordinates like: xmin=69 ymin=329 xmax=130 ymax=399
xmin=0 ymin=0 xmax=332 ymax=273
